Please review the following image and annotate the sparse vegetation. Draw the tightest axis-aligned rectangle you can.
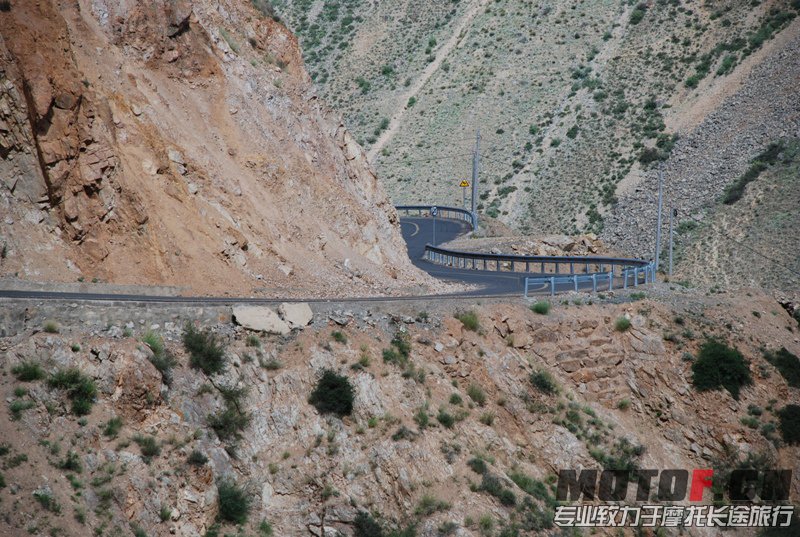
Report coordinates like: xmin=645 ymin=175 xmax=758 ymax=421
xmin=466 ymin=384 xmax=487 ymax=406
xmin=132 ymin=435 xmax=161 ymax=462
xmin=777 ymin=404 xmax=800 ymax=444
xmin=143 ymin=330 xmax=177 ymax=385
xmin=530 ymin=369 xmax=558 ymax=395
xmin=763 ymin=347 xmax=800 ymax=387
xmin=187 ymin=450 xmax=209 ymax=466
xmin=455 ymin=311 xmax=479 ymax=331
xmin=217 ymin=479 xmax=251 ymax=524
xmin=531 ymin=301 xmax=550 ymax=315
xmin=11 ymin=361 xmax=45 ymax=381
xmin=43 ymin=320 xmax=59 ymax=333
xmin=692 ymin=339 xmax=753 ymax=400
xmin=723 ymin=141 xmax=784 ymax=204
xmin=48 ymin=367 xmax=97 ymax=415
xmin=331 ymin=330 xmax=348 ymax=344
xmin=614 ymin=317 xmax=632 ymax=332
xmin=183 ymin=323 xmax=226 ymax=375
xmin=309 ymin=370 xmax=354 ymax=416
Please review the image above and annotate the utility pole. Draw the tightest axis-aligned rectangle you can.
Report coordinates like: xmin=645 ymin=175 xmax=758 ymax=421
xmin=669 ymin=207 xmax=676 ymax=278
xmin=471 ymin=129 xmax=480 ymax=231
xmin=654 ymin=162 xmax=664 ymax=273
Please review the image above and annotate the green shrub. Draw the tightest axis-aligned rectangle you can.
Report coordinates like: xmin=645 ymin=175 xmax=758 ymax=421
xmin=354 ymin=512 xmax=384 ymax=537
xmin=43 ymin=321 xmax=59 ymax=333
xmin=246 ymin=334 xmax=261 ymax=348
xmin=9 ymin=399 xmax=35 ymax=420
xmin=12 ymin=361 xmax=45 ymax=381
xmin=143 ymin=331 xmax=177 ymax=385
xmin=740 ymin=416 xmax=760 ymax=429
xmin=187 ymin=450 xmax=208 ymax=466
xmin=0 ymin=472 xmax=5 ymax=488
xmin=309 ymin=370 xmax=354 ymax=416
xmin=331 ymin=331 xmax=348 ymax=344
xmin=258 ymin=520 xmax=274 ymax=536
xmin=481 ymin=474 xmax=516 ymax=506
xmin=159 ymin=504 xmax=172 ymax=522
xmin=777 ymin=404 xmax=800 ymax=444
xmin=468 ymin=457 xmax=488 ymax=475
xmin=33 ymin=489 xmax=61 ymax=513
xmin=133 ymin=435 xmax=161 ymax=462
xmin=437 ymin=409 xmax=455 ymax=429
xmin=455 ymin=311 xmax=479 ymax=331
xmin=415 ymin=494 xmax=450 ymax=516
xmin=383 ymin=331 xmax=411 ymax=367
xmin=617 ymin=399 xmax=631 ymax=411
xmin=48 ymin=368 xmax=97 ymax=416
xmin=466 ymin=384 xmax=486 ymax=406
xmin=614 ymin=317 xmax=631 ymax=331
xmin=530 ymin=370 xmax=558 ymax=395
xmin=217 ymin=479 xmax=250 ymax=524
xmin=58 ymin=450 xmax=82 ymax=472
xmin=691 ymin=340 xmax=753 ymax=400
xmin=531 ymin=301 xmax=550 ymax=315
xmin=209 ymin=406 xmax=251 ymax=440
xmin=629 ymin=6 xmax=646 ymax=24
xmin=183 ymin=323 xmax=226 ymax=375
xmin=723 ymin=142 xmax=784 ymax=204
xmin=589 ymin=438 xmax=644 ymax=477
xmin=763 ymin=348 xmax=800 ymax=388
xmin=103 ymin=417 xmax=123 ymax=438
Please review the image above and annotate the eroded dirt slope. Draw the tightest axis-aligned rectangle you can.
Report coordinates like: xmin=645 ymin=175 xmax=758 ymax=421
xmin=0 ymin=0 xmax=438 ymax=297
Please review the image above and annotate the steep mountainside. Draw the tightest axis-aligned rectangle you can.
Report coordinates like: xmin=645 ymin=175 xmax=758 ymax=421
xmin=0 ymin=0 xmax=437 ymax=297
xmin=1 ymin=290 xmax=798 ymax=536
xmin=273 ymin=0 xmax=800 ymax=276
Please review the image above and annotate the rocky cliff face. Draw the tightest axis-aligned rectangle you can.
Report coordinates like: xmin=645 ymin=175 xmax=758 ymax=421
xmin=1 ymin=289 xmax=798 ymax=536
xmin=0 ymin=0 xmax=435 ymax=296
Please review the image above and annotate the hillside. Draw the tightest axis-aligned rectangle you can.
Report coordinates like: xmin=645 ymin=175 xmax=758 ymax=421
xmin=273 ymin=0 xmax=800 ymax=286
xmin=1 ymin=289 xmax=799 ymax=536
xmin=0 ymin=0 xmax=440 ymax=297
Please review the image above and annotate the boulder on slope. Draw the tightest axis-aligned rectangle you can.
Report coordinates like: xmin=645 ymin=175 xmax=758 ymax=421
xmin=278 ymin=302 xmax=313 ymax=329
xmin=232 ymin=306 xmax=290 ymax=336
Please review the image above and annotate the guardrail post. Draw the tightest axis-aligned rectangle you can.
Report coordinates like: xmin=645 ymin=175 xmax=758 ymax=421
xmin=585 ymin=262 xmax=590 ymax=273
xmin=483 ymin=259 xmax=487 ymax=270
xmin=550 ymin=277 xmax=556 ymax=296
xmin=623 ymin=270 xmax=628 ymax=289
xmin=634 ymin=268 xmax=639 ymax=287
xmin=570 ymin=261 xmax=574 ymax=274
xmin=574 ymin=275 xmax=578 ymax=292
xmin=555 ymin=263 xmax=559 ymax=274
xmin=524 ymin=278 xmax=529 ymax=298
xmin=592 ymin=274 xmax=597 ymax=293
xmin=541 ymin=262 xmax=545 ymax=273
xmin=608 ymin=272 xmax=613 ymax=291
xmin=511 ymin=261 xmax=515 ymax=271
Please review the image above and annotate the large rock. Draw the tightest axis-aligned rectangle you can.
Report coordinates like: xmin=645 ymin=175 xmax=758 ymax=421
xmin=232 ymin=306 xmax=290 ymax=336
xmin=278 ymin=302 xmax=313 ymax=328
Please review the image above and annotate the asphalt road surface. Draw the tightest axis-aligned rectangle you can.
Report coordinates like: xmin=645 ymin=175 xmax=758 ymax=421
xmin=400 ymin=215 xmax=551 ymax=296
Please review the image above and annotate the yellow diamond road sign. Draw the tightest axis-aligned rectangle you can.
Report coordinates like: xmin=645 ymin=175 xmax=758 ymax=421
xmin=459 ymin=180 xmax=470 ymax=188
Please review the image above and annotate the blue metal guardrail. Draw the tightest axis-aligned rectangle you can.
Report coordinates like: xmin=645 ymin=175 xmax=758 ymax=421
xmin=395 ymin=205 xmax=475 ymax=229
xmin=523 ymin=262 xmax=656 ymax=297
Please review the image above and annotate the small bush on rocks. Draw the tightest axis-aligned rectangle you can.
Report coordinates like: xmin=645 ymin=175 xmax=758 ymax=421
xmin=309 ymin=370 xmax=354 ymax=416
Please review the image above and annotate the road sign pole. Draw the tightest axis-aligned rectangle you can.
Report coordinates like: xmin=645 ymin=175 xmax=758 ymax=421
xmin=654 ymin=162 xmax=664 ymax=273
xmin=471 ymin=129 xmax=480 ymax=231
xmin=430 ymin=206 xmax=438 ymax=245
xmin=462 ymin=185 xmax=466 ymax=209
xmin=669 ymin=207 xmax=676 ymax=278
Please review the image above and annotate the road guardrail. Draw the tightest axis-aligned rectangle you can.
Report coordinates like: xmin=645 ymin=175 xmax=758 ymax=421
xmin=395 ymin=205 xmax=475 ymax=229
